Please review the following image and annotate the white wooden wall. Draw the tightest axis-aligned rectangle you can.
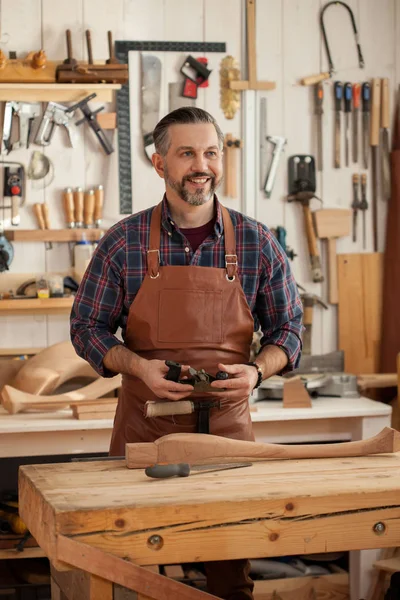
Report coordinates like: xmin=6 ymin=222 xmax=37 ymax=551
xmin=0 ymin=0 xmax=398 ymax=356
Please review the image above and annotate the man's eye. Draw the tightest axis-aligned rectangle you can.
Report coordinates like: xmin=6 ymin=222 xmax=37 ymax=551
xmin=182 ymin=151 xmax=193 ymax=157
xmin=207 ymin=151 xmax=217 ymax=157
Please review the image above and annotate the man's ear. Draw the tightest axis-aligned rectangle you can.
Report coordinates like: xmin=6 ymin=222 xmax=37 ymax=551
xmin=152 ymin=153 xmax=165 ymax=179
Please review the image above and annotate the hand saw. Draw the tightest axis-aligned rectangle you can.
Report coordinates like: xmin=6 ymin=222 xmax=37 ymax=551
xmin=141 ymin=54 xmax=162 ymax=163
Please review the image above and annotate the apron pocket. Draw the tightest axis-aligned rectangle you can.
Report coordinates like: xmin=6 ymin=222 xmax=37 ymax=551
xmin=158 ymin=289 xmax=223 ymax=344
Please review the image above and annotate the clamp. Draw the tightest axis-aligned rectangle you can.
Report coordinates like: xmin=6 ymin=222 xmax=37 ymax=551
xmin=34 ymin=101 xmax=76 ymax=147
xmin=66 ymin=93 xmax=114 ymax=155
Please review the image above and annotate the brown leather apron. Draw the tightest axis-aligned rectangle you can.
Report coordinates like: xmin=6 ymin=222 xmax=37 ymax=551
xmin=109 ymin=201 xmax=255 ymax=455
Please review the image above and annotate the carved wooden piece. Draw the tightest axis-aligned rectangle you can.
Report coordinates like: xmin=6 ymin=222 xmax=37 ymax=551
xmin=9 ymin=341 xmax=97 ymax=395
xmin=282 ymin=376 xmax=312 ymax=408
xmin=2 ymin=375 xmax=121 ymax=414
xmin=126 ymin=427 xmax=400 ymax=468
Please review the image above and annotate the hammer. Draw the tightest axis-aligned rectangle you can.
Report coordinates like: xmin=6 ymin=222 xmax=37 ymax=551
xmin=288 ymin=191 xmax=324 ymax=283
xmin=298 ymin=289 xmax=328 ymax=355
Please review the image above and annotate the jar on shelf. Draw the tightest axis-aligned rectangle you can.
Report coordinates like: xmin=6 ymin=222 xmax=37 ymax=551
xmin=74 ymin=240 xmax=94 ymax=283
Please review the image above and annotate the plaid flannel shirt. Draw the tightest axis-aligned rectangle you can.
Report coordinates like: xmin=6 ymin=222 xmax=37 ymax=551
xmin=70 ymin=196 xmax=303 ymax=377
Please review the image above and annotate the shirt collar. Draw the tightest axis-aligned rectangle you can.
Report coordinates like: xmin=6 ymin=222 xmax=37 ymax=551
xmin=161 ymin=194 xmax=224 ymax=236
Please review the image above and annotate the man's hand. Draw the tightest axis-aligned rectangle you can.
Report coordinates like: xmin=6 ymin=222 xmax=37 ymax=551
xmin=210 ymin=363 xmax=259 ymax=399
xmin=140 ymin=359 xmax=194 ymax=401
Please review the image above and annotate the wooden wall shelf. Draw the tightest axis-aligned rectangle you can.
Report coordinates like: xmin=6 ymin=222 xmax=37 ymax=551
xmin=0 ymin=297 xmax=74 ymax=315
xmin=5 ymin=229 xmax=104 ymax=243
xmin=0 ymin=83 xmax=121 ymax=103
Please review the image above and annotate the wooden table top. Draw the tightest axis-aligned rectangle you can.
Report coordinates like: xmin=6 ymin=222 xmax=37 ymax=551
xmin=19 ymin=452 xmax=400 ymax=566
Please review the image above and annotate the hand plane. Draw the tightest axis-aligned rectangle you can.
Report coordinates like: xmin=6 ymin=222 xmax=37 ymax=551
xmin=165 ymin=360 xmax=228 ymax=393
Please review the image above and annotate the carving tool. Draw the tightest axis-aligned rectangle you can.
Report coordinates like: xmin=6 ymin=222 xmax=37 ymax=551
xmin=84 ymin=189 xmax=95 ymax=228
xmin=73 ymin=187 xmax=84 ymax=228
xmin=315 ymin=82 xmax=324 ymax=171
xmin=381 ymin=77 xmax=391 ymax=202
xmin=370 ymin=78 xmax=381 ymax=251
xmin=145 ymin=462 xmax=251 ymax=479
xmin=344 ymin=82 xmax=352 ymax=167
xmin=362 ymin=81 xmax=371 ymax=169
xmin=351 ymin=173 xmax=361 ymax=242
xmin=352 ymin=83 xmax=361 ymax=163
xmin=94 ymin=185 xmax=104 ymax=228
xmin=63 ymin=187 xmax=75 ymax=228
xmin=359 ymin=173 xmax=368 ymax=250
xmin=334 ymin=82 xmax=343 ymax=168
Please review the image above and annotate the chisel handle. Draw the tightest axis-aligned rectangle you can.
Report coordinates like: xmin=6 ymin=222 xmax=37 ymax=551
xmin=94 ymin=185 xmax=104 ymax=226
xmin=33 ymin=203 xmax=45 ymax=230
xmin=300 ymin=71 xmax=330 ymax=86
xmin=370 ymin=78 xmax=381 ymax=146
xmin=353 ymin=83 xmax=361 ymax=109
xmin=84 ymin=189 xmax=95 ymax=227
xmin=145 ymin=463 xmax=190 ymax=479
xmin=362 ymin=82 xmax=370 ymax=112
xmin=381 ymin=78 xmax=390 ymax=129
xmin=41 ymin=202 xmax=50 ymax=229
xmin=63 ymin=187 xmax=75 ymax=228
xmin=73 ymin=187 xmax=84 ymax=227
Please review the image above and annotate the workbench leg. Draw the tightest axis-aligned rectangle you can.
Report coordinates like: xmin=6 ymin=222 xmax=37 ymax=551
xmin=51 ymin=564 xmax=113 ymax=600
xmin=51 ymin=577 xmax=67 ymax=600
xmin=349 ymin=414 xmax=392 ymax=600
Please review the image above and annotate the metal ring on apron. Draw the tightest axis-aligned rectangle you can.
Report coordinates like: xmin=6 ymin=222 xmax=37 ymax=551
xmin=150 ymin=272 xmax=160 ymax=279
xmin=226 ymin=274 xmax=236 ymax=281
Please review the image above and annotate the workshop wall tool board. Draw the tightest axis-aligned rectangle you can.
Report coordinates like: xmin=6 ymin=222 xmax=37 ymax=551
xmin=0 ymin=0 xmax=398 ymax=361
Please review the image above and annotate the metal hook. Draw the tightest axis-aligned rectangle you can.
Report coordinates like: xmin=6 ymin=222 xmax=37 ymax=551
xmin=320 ymin=1 xmax=365 ymax=76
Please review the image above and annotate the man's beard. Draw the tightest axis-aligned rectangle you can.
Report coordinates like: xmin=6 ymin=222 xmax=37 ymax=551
xmin=164 ymin=164 xmax=221 ymax=206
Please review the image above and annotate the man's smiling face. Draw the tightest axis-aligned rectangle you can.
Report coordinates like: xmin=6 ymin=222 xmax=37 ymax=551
xmin=157 ymin=123 xmax=223 ymax=206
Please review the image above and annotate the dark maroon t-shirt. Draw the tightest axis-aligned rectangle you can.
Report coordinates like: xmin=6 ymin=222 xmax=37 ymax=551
xmin=180 ymin=217 xmax=216 ymax=252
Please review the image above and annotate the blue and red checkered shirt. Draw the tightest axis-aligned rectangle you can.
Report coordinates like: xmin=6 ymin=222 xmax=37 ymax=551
xmin=70 ymin=196 xmax=303 ymax=377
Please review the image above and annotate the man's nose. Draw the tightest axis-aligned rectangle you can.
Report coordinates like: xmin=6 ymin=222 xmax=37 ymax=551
xmin=191 ymin=152 xmax=209 ymax=172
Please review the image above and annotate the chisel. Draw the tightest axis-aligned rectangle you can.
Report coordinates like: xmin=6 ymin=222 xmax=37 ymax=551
xmin=315 ymin=82 xmax=324 ymax=171
xmin=351 ymin=173 xmax=360 ymax=242
xmin=360 ymin=173 xmax=368 ymax=250
xmin=94 ymin=184 xmax=104 ymax=228
xmin=362 ymin=82 xmax=371 ymax=169
xmin=73 ymin=187 xmax=84 ymax=228
xmin=145 ymin=462 xmax=251 ymax=479
xmin=344 ymin=82 xmax=352 ymax=167
xmin=334 ymin=82 xmax=343 ymax=168
xmin=84 ymin=189 xmax=95 ymax=228
xmin=352 ymin=83 xmax=361 ymax=163
xmin=381 ymin=77 xmax=391 ymax=202
xmin=63 ymin=187 xmax=75 ymax=228
xmin=370 ymin=78 xmax=381 ymax=252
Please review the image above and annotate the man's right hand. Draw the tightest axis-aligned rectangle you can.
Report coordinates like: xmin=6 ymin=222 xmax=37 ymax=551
xmin=140 ymin=359 xmax=194 ymax=401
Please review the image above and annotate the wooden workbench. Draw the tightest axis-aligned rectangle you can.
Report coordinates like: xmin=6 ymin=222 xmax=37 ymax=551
xmin=19 ymin=450 xmax=400 ymax=600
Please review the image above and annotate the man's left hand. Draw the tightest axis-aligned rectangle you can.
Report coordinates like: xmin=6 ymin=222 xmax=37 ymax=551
xmin=210 ymin=362 xmax=259 ymax=399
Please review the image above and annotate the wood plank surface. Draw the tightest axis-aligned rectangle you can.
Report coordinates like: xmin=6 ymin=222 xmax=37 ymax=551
xmin=338 ymin=253 xmax=383 ymax=373
xmin=253 ymin=573 xmax=349 ymax=600
xmin=19 ymin=453 xmax=400 ymax=566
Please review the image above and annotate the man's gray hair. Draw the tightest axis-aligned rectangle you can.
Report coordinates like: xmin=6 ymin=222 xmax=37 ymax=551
xmin=153 ymin=107 xmax=224 ymax=156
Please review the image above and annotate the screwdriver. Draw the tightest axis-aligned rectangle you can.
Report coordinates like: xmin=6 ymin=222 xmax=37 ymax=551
xmin=334 ymin=82 xmax=343 ymax=168
xmin=344 ymin=82 xmax=352 ymax=167
xmin=360 ymin=173 xmax=368 ymax=250
xmin=352 ymin=83 xmax=361 ymax=163
xmin=362 ymin=82 xmax=371 ymax=169
xmin=315 ymin=82 xmax=324 ymax=171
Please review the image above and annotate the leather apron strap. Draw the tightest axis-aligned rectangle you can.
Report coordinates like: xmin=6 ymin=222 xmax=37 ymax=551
xmin=147 ymin=201 xmax=238 ymax=279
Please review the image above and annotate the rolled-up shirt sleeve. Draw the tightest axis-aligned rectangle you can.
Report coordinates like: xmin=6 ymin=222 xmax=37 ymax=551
xmin=256 ymin=228 xmax=303 ymax=372
xmin=70 ymin=226 xmax=126 ymax=377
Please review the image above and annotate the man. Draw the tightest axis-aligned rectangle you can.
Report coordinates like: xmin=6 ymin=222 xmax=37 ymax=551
xmin=70 ymin=107 xmax=303 ymax=600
